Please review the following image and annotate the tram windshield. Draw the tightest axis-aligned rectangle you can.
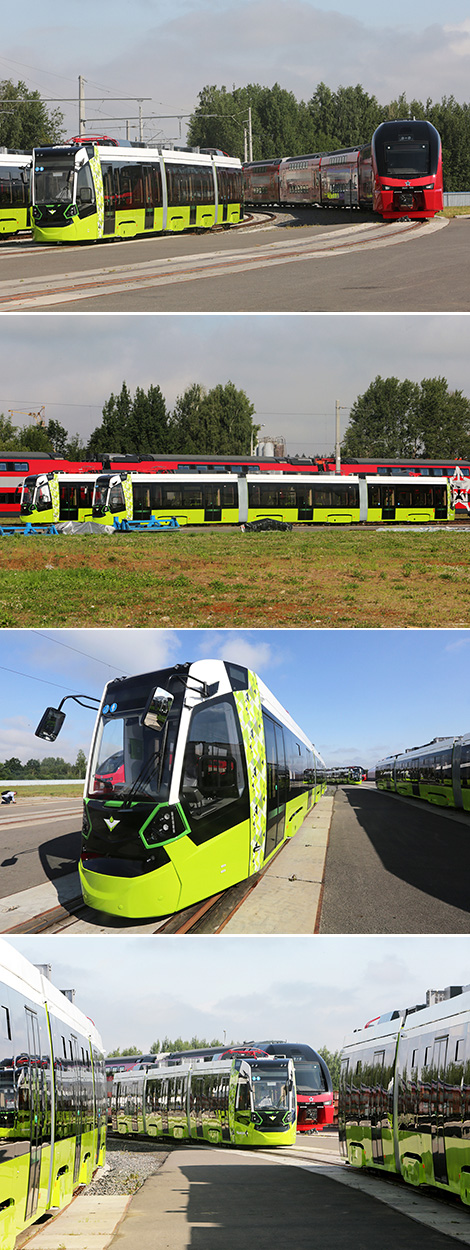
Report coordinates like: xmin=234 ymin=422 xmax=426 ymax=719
xmin=251 ymin=1068 xmax=290 ymax=1110
xmin=383 ymin=142 xmax=430 ymax=178
xmin=34 ymin=161 xmax=75 ymax=203
xmin=89 ymin=674 xmax=185 ymax=800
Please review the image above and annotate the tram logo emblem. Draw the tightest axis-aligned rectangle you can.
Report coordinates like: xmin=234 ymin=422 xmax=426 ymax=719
xmin=103 ymin=816 xmax=120 ymax=831
xmin=451 ymin=467 xmax=470 ymax=512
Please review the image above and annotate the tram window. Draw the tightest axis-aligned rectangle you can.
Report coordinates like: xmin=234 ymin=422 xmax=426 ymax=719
xmin=461 ymin=743 xmax=470 ymax=788
xmin=1 ymin=1003 xmax=11 ymax=1040
xmin=144 ymin=164 xmax=163 ymax=207
xmin=36 ymin=482 xmax=52 ymax=510
xmin=217 ymin=167 xmax=243 ymax=202
xmin=224 ymin=662 xmax=248 ymax=691
xmin=236 ymin=1080 xmax=251 ymax=1111
xmin=0 ymin=168 xmax=29 ymax=206
xmin=109 ymin=484 xmax=125 ymax=511
xmin=76 ymin=162 xmax=95 ymax=205
xmin=183 ymin=484 xmax=204 ymax=508
xmin=166 ymin=162 xmax=215 ymax=206
xmin=182 ymin=700 xmax=245 ymax=803
xmin=180 ymin=697 xmax=248 ymax=835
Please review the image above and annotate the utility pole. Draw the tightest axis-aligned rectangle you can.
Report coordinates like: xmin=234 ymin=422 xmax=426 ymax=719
xmin=248 ymin=106 xmax=253 ymax=161
xmin=335 ymin=400 xmax=348 ymax=474
xmin=78 ymin=76 xmax=86 ymax=136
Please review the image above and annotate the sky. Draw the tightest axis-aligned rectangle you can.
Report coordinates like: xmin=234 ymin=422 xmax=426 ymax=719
xmin=3 ymin=1 xmax=470 ymax=142
xmin=4 ymin=932 xmax=470 ymax=1054
xmin=2 ymin=627 xmax=470 ymax=772
xmin=2 ymin=314 xmax=470 ymax=455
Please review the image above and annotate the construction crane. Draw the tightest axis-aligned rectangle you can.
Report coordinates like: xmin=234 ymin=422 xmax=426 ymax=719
xmin=8 ymin=406 xmax=46 ymax=427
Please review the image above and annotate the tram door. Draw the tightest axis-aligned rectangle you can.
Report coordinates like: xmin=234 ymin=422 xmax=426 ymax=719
xmin=431 ymin=1035 xmax=449 ymax=1185
xmin=24 ymin=1009 xmax=44 ymax=1221
xmin=263 ymin=715 xmax=287 ymax=860
xmin=69 ymin=1035 xmax=83 ymax=1185
xmin=204 ymin=485 xmax=222 ymax=523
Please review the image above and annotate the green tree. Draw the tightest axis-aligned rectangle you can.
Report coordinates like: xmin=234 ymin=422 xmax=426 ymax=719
xmin=415 ymin=377 xmax=470 ymax=457
xmin=341 ymin=376 xmax=421 ymax=458
xmin=73 ymin=749 xmax=87 ymax=778
xmin=0 ymin=80 xmax=64 ymax=149
xmin=46 ymin=420 xmax=70 ymax=456
xmin=126 ymin=384 xmax=169 ymax=453
xmin=169 ymin=381 xmax=257 ymax=454
xmin=88 ymin=382 xmax=169 ymax=456
xmin=318 ymin=1047 xmax=342 ymax=1089
xmin=343 ymin=374 xmax=470 ymax=459
xmin=0 ymin=413 xmax=21 ymax=450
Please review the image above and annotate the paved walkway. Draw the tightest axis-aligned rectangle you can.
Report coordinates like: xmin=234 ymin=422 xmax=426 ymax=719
xmin=222 ymin=795 xmax=333 ymax=933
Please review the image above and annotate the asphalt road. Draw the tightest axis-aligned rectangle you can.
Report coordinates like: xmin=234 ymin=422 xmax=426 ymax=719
xmin=1 ymin=211 xmax=468 ymax=311
xmin=319 ymin=785 xmax=470 ymax=933
xmin=0 ymin=799 xmax=82 ymax=897
xmin=105 ymin=1143 xmax=467 ymax=1250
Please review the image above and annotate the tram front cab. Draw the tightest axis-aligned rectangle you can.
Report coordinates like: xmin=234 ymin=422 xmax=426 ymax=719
xmin=20 ymin=472 xmax=57 ymax=524
xmin=32 ymin=144 xmax=99 ymax=243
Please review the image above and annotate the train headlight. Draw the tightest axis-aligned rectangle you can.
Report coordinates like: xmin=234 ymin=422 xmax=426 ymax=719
xmin=423 ymin=183 xmax=434 ymax=189
xmin=32 ymin=205 xmax=42 ymax=220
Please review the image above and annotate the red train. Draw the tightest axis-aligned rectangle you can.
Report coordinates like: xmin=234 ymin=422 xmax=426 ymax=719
xmin=244 ymin=120 xmax=443 ymax=221
xmin=0 ymin=451 xmax=322 ymax=515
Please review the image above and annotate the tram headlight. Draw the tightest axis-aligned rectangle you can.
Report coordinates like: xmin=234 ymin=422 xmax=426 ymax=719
xmin=32 ymin=206 xmax=42 ymax=220
xmin=139 ymin=804 xmax=187 ymax=849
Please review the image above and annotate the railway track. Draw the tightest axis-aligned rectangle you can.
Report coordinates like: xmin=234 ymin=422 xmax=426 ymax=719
xmin=3 ymin=839 xmax=287 ymax=934
xmin=0 ymin=215 xmax=443 ymax=310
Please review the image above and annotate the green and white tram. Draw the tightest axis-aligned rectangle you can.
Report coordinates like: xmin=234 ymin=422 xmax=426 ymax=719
xmin=20 ymin=469 xmax=455 ymax=527
xmin=112 ymin=1054 xmax=297 ymax=1148
xmin=339 ymin=983 xmax=470 ymax=1205
xmin=376 ymin=733 xmax=470 ymax=811
xmin=31 ymin=142 xmax=243 ymax=243
xmin=20 ymin=471 xmax=97 ymax=524
xmin=0 ymin=151 xmax=32 ymax=235
xmin=0 ymin=938 xmax=106 ymax=1250
xmin=36 ymin=659 xmax=326 ymax=919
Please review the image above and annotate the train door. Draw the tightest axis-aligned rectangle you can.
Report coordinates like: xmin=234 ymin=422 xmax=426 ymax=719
xmin=371 ymin=1050 xmax=385 ymax=1164
xmin=24 ymin=1009 xmax=44 ymax=1221
xmin=431 ymin=1035 xmax=449 ymax=1185
xmin=263 ymin=715 xmax=287 ymax=860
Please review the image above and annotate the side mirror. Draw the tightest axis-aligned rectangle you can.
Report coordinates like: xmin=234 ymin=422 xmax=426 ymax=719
xmin=35 ymin=707 xmax=66 ymax=741
xmin=142 ymin=687 xmax=174 ymax=732
xmin=78 ymin=187 xmax=92 ymax=204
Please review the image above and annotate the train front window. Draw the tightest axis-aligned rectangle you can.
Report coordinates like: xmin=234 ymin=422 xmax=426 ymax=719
xmin=252 ymin=1069 xmax=289 ymax=1110
xmin=294 ymin=1062 xmax=326 ymax=1093
xmin=34 ymin=161 xmax=75 ymax=204
xmin=383 ymin=143 xmax=430 ymax=178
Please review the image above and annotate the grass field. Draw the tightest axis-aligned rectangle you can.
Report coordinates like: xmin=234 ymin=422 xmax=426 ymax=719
xmin=2 ymin=785 xmax=84 ymax=798
xmin=0 ymin=528 xmax=469 ymax=629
